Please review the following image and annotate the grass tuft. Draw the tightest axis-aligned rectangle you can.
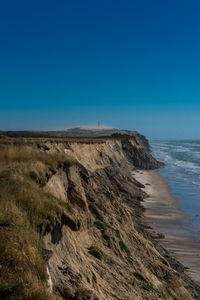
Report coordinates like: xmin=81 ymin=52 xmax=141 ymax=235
xmin=115 ymin=229 xmax=132 ymax=261
xmin=88 ymin=246 xmax=104 ymax=260
xmin=94 ymin=220 xmax=107 ymax=230
xmin=115 ymin=229 xmax=121 ymax=239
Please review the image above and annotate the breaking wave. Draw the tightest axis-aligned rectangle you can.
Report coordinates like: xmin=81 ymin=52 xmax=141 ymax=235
xmin=151 ymin=140 xmax=200 ymax=239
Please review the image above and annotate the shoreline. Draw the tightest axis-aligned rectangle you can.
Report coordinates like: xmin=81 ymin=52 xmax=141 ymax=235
xmin=132 ymin=169 xmax=200 ymax=284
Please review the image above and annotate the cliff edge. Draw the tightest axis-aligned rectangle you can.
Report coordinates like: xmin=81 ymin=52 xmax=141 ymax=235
xmin=0 ymin=134 xmax=198 ymax=300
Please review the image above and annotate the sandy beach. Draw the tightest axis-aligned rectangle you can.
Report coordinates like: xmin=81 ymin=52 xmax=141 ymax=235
xmin=132 ymin=170 xmax=200 ymax=284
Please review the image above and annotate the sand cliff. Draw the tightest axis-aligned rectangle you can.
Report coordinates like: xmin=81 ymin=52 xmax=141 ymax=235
xmin=0 ymin=134 xmax=199 ymax=299
xmin=38 ymin=135 xmax=195 ymax=299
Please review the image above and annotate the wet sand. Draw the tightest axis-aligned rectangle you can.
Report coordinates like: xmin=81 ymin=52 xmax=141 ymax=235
xmin=132 ymin=170 xmax=200 ymax=284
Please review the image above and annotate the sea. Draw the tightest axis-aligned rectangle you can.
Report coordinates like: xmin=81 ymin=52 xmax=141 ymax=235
xmin=150 ymin=140 xmax=200 ymax=241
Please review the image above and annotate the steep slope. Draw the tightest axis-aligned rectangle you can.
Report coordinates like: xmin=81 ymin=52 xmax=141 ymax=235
xmin=41 ymin=134 xmax=161 ymax=172
xmin=39 ymin=136 xmax=193 ymax=299
xmin=0 ymin=135 xmax=198 ymax=300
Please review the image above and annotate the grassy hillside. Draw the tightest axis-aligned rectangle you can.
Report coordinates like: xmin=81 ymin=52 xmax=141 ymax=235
xmin=0 ymin=140 xmax=75 ymax=299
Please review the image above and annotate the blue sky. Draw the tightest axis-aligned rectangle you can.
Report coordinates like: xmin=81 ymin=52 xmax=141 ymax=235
xmin=0 ymin=0 xmax=200 ymax=139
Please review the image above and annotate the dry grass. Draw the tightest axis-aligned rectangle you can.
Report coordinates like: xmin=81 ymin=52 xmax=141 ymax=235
xmin=0 ymin=142 xmax=75 ymax=166
xmin=0 ymin=140 xmax=74 ymax=299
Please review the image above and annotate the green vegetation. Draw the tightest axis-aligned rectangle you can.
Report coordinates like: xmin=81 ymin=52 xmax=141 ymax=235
xmin=88 ymin=246 xmax=104 ymax=260
xmin=94 ymin=220 xmax=107 ymax=230
xmin=134 ymin=271 xmax=166 ymax=297
xmin=115 ymin=229 xmax=121 ymax=239
xmin=94 ymin=221 xmax=111 ymax=246
xmin=0 ymin=128 xmax=139 ymax=139
xmin=115 ymin=229 xmax=132 ymax=262
xmin=165 ymin=286 xmax=171 ymax=296
xmin=119 ymin=240 xmax=131 ymax=256
xmin=59 ymin=200 xmax=73 ymax=214
xmin=0 ymin=141 xmax=75 ymax=299
xmin=143 ymin=283 xmax=166 ymax=298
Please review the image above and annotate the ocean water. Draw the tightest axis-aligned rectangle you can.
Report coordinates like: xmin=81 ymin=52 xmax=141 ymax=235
xmin=150 ymin=140 xmax=200 ymax=240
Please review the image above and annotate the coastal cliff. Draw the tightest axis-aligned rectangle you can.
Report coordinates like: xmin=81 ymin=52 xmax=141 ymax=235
xmin=0 ymin=134 xmax=198 ymax=299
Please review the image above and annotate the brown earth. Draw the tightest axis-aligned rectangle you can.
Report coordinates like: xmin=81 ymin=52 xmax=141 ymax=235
xmin=0 ymin=135 xmax=199 ymax=299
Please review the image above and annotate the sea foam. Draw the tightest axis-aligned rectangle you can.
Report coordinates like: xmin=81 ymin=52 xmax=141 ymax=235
xmin=151 ymin=140 xmax=200 ymax=239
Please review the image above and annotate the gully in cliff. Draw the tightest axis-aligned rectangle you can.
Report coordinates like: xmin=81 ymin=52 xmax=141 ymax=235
xmin=0 ymin=134 xmax=199 ymax=300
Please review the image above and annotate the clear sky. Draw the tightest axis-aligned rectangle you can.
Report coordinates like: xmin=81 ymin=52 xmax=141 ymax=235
xmin=0 ymin=0 xmax=200 ymax=139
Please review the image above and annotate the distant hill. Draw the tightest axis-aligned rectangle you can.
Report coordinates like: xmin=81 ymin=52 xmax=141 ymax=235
xmin=0 ymin=127 xmax=139 ymax=138
xmin=0 ymin=127 xmax=151 ymax=152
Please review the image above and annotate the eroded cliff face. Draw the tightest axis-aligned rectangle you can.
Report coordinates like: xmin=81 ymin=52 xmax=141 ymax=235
xmin=38 ymin=136 xmax=194 ymax=300
xmin=41 ymin=135 xmax=162 ymax=173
